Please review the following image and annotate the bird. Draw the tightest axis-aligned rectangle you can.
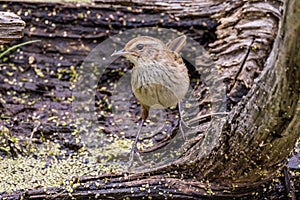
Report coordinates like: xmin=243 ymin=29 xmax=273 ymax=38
xmin=111 ymin=35 xmax=190 ymax=167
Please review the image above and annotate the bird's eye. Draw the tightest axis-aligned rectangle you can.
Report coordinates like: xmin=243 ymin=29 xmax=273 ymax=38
xmin=136 ymin=43 xmax=144 ymax=50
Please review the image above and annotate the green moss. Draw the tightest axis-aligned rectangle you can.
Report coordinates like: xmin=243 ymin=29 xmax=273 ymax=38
xmin=0 ymin=135 xmax=128 ymax=193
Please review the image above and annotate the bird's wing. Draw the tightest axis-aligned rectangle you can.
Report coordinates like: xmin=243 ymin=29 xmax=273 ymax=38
xmin=166 ymin=35 xmax=186 ymax=53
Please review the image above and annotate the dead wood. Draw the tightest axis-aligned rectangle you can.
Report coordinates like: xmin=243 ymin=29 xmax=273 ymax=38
xmin=0 ymin=11 xmax=25 ymax=44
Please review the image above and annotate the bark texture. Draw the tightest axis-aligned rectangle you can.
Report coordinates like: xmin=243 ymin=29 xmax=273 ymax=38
xmin=0 ymin=11 xmax=25 ymax=44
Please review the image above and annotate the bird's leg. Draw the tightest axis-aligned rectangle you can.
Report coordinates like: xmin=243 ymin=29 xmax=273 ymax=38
xmin=128 ymin=105 xmax=149 ymax=168
xmin=128 ymin=118 xmax=144 ymax=167
xmin=178 ymin=100 xmax=190 ymax=140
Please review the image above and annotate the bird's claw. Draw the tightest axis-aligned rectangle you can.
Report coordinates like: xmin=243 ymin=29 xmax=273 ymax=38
xmin=179 ymin=117 xmax=194 ymax=140
xmin=128 ymin=146 xmax=144 ymax=168
xmin=179 ymin=120 xmax=187 ymax=140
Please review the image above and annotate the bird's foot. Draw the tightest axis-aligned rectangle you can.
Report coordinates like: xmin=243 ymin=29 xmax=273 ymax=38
xmin=128 ymin=146 xmax=144 ymax=168
xmin=179 ymin=112 xmax=229 ymax=140
xmin=179 ymin=118 xmax=190 ymax=140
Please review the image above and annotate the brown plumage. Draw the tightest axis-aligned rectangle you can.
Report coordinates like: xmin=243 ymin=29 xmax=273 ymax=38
xmin=112 ymin=35 xmax=189 ymax=167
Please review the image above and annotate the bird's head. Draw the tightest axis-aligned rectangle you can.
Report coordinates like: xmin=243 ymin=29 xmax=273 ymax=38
xmin=111 ymin=36 xmax=168 ymax=66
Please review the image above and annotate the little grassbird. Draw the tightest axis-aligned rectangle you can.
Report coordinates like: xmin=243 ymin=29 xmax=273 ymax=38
xmin=111 ymin=35 xmax=189 ymax=167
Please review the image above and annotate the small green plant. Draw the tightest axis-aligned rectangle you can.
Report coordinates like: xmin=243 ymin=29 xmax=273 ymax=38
xmin=0 ymin=40 xmax=41 ymax=59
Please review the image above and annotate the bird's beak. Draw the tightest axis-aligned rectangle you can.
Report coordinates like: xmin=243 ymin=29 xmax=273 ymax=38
xmin=111 ymin=49 xmax=128 ymax=57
